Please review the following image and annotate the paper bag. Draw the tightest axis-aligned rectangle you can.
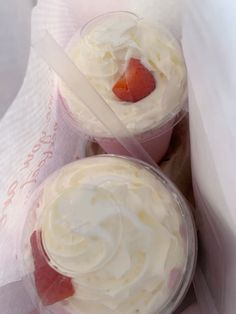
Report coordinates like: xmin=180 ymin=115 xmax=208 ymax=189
xmin=0 ymin=0 xmax=196 ymax=313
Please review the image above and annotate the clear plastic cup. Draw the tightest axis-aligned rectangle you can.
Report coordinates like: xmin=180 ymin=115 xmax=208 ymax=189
xmin=58 ymin=11 xmax=187 ymax=163
xmin=21 ymin=155 xmax=197 ymax=314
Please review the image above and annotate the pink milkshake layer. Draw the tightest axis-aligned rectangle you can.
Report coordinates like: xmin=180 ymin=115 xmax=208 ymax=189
xmin=59 ymin=12 xmax=187 ymax=163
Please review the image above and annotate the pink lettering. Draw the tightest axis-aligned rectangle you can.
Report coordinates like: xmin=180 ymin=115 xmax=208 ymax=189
xmin=46 ymin=111 xmax=51 ymax=122
xmin=3 ymin=198 xmax=12 ymax=209
xmin=0 ymin=214 xmax=7 ymax=228
xmin=40 ymin=134 xmax=53 ymax=145
xmin=43 ymin=151 xmax=53 ymax=159
xmin=37 ymin=158 xmax=46 ymax=169
xmin=20 ymin=179 xmax=37 ymax=189
xmin=32 ymin=143 xmax=41 ymax=153
xmin=21 ymin=150 xmax=53 ymax=188
xmin=32 ymin=168 xmax=40 ymax=180
xmin=20 ymin=153 xmax=34 ymax=171
xmin=3 ymin=180 xmax=19 ymax=208
xmin=7 ymin=180 xmax=18 ymax=196
xmin=46 ymin=98 xmax=53 ymax=122
xmin=50 ymin=133 xmax=56 ymax=148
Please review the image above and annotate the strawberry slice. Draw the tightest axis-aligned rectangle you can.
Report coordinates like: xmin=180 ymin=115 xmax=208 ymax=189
xmin=30 ymin=231 xmax=75 ymax=306
xmin=112 ymin=58 xmax=156 ymax=102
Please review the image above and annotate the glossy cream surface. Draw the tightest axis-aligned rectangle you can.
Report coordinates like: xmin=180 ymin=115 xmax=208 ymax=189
xmin=59 ymin=13 xmax=186 ymax=137
xmin=37 ymin=156 xmax=186 ymax=314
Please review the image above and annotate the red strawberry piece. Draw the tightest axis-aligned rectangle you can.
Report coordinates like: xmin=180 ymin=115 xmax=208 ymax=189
xmin=30 ymin=231 xmax=46 ymax=269
xmin=30 ymin=231 xmax=75 ymax=306
xmin=112 ymin=58 xmax=156 ymax=102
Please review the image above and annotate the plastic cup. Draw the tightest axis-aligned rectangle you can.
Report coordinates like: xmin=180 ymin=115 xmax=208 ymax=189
xmin=59 ymin=11 xmax=187 ymax=163
xmin=94 ymin=118 xmax=175 ymax=163
xmin=77 ymin=117 xmax=174 ymax=162
xmin=21 ymin=155 xmax=197 ymax=314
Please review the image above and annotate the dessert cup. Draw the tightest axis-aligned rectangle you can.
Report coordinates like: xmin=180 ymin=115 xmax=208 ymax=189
xmin=59 ymin=11 xmax=187 ymax=163
xmin=22 ymin=155 xmax=196 ymax=314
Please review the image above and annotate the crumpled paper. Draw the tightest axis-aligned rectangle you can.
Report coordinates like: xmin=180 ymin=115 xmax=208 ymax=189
xmin=183 ymin=1 xmax=236 ymax=313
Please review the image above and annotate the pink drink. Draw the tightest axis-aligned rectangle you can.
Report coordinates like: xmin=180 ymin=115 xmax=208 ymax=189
xmin=95 ymin=118 xmax=174 ymax=162
xmin=59 ymin=12 xmax=187 ymax=163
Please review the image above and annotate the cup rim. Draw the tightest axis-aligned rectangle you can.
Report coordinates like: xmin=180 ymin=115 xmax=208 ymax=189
xmin=21 ymin=154 xmax=197 ymax=314
xmin=80 ymin=10 xmax=139 ymax=38
xmin=59 ymin=90 xmax=188 ymax=141
xmin=58 ymin=10 xmax=188 ymax=140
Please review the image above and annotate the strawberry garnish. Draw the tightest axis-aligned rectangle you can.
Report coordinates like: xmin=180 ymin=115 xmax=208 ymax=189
xmin=112 ymin=58 xmax=156 ymax=102
xmin=30 ymin=231 xmax=75 ymax=306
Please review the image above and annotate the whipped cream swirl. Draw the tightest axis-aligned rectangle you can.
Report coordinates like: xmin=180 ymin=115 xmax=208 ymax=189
xmin=37 ymin=156 xmax=186 ymax=314
xmin=59 ymin=12 xmax=187 ymax=138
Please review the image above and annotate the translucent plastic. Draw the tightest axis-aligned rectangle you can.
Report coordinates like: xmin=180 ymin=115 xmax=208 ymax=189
xmin=33 ymin=32 xmax=156 ymax=167
xmin=182 ymin=1 xmax=236 ymax=313
xmin=79 ymin=116 xmax=192 ymax=201
xmin=22 ymin=155 xmax=197 ymax=314
xmin=0 ymin=1 xmax=194 ymax=314
xmin=59 ymin=11 xmax=187 ymax=163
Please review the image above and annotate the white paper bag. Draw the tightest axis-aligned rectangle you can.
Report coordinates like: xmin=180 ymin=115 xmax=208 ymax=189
xmin=183 ymin=1 xmax=236 ymax=313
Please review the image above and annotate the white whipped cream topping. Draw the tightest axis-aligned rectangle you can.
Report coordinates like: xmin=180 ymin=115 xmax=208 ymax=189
xmin=59 ymin=13 xmax=186 ymax=138
xmin=37 ymin=156 xmax=185 ymax=314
